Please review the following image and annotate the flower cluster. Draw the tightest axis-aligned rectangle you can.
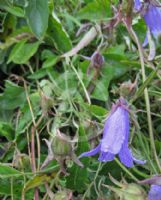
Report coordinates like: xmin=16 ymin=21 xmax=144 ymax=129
xmin=79 ymin=98 xmax=145 ymax=168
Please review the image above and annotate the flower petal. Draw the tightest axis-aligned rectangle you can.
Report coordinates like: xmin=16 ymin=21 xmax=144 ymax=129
xmin=79 ymin=144 xmax=100 ymax=158
xmin=119 ymin=145 xmax=134 ymax=168
xmin=143 ymin=4 xmax=161 ymax=39
xmin=148 ymin=185 xmax=161 ymax=200
xmin=134 ymin=0 xmax=141 ymax=11
xmin=98 ymin=151 xmax=115 ymax=162
xmin=101 ymin=106 xmax=129 ymax=154
xmin=133 ymin=156 xmax=146 ymax=165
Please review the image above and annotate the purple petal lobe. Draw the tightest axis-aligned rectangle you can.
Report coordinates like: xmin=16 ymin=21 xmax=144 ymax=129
xmin=98 ymin=151 xmax=115 ymax=162
xmin=134 ymin=0 xmax=141 ymax=11
xmin=148 ymin=185 xmax=161 ymax=200
xmin=133 ymin=156 xmax=146 ymax=165
xmin=79 ymin=144 xmax=100 ymax=158
xmin=119 ymin=145 xmax=134 ymax=168
xmin=143 ymin=4 xmax=161 ymax=40
xmin=101 ymin=106 xmax=129 ymax=154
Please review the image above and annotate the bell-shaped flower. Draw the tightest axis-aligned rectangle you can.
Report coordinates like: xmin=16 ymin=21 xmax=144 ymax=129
xmin=148 ymin=185 xmax=161 ymax=200
xmin=79 ymin=98 xmax=145 ymax=168
xmin=134 ymin=0 xmax=161 ymax=46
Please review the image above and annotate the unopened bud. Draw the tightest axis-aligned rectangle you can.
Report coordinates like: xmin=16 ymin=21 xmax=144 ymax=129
xmin=91 ymin=51 xmax=104 ymax=68
xmin=51 ymin=134 xmax=72 ymax=157
xmin=105 ymin=183 xmax=146 ymax=200
xmin=122 ymin=183 xmax=146 ymax=200
xmin=104 ymin=176 xmax=146 ymax=200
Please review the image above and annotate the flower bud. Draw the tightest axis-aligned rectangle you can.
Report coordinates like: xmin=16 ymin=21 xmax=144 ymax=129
xmin=121 ymin=183 xmax=146 ymax=200
xmin=91 ymin=51 xmax=104 ymax=69
xmin=104 ymin=176 xmax=146 ymax=200
xmin=106 ymin=183 xmax=146 ymax=200
xmin=41 ymin=130 xmax=83 ymax=171
xmin=51 ymin=134 xmax=72 ymax=157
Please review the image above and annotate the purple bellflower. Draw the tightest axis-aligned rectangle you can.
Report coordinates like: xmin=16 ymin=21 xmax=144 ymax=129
xmin=134 ymin=0 xmax=161 ymax=46
xmin=79 ymin=98 xmax=145 ymax=168
xmin=148 ymin=185 xmax=161 ymax=200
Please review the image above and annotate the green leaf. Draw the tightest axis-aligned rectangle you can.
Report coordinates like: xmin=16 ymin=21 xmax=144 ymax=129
xmin=25 ymin=0 xmax=49 ymax=38
xmin=0 ymin=179 xmax=22 ymax=197
xmin=23 ymin=174 xmax=51 ymax=192
xmin=2 ymin=5 xmax=24 ymax=17
xmin=12 ymin=0 xmax=28 ymax=7
xmin=107 ymin=44 xmax=126 ymax=55
xmin=92 ymin=79 xmax=110 ymax=101
xmin=66 ymin=125 xmax=90 ymax=192
xmin=28 ymin=68 xmax=47 ymax=79
xmin=42 ymin=55 xmax=59 ymax=68
xmin=77 ymin=0 xmax=111 ymax=21
xmin=0 ymin=164 xmax=22 ymax=178
xmin=47 ymin=15 xmax=72 ymax=52
xmin=8 ymin=40 xmax=40 ymax=64
xmin=0 ymin=81 xmax=26 ymax=110
xmin=88 ymin=105 xmax=107 ymax=117
xmin=103 ymin=54 xmax=131 ymax=79
xmin=0 ymin=122 xmax=14 ymax=141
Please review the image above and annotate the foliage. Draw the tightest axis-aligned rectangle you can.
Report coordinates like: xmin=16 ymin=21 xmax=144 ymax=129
xmin=0 ymin=0 xmax=161 ymax=199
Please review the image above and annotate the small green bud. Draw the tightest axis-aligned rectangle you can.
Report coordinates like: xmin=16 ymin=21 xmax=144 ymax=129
xmin=104 ymin=176 xmax=147 ymax=200
xmin=51 ymin=135 xmax=72 ymax=156
xmin=122 ymin=183 xmax=146 ymax=200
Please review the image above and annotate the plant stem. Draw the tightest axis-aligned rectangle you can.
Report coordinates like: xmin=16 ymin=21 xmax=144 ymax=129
xmin=115 ymin=158 xmax=138 ymax=181
xmin=82 ymin=162 xmax=102 ymax=199
xmin=70 ymin=60 xmax=91 ymax=104
xmin=127 ymin=25 xmax=161 ymax=172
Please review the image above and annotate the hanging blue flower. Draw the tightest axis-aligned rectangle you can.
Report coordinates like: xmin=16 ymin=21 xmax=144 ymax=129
xmin=79 ymin=98 xmax=145 ymax=168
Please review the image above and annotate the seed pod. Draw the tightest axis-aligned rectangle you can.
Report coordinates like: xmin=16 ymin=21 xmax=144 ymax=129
xmin=104 ymin=176 xmax=147 ymax=200
xmin=51 ymin=134 xmax=72 ymax=157
xmin=121 ymin=183 xmax=146 ymax=200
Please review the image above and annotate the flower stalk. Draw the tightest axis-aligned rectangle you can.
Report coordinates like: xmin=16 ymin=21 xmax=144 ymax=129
xmin=125 ymin=22 xmax=161 ymax=172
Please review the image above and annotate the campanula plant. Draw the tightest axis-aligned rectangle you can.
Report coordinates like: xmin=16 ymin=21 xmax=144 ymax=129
xmin=79 ymin=97 xmax=145 ymax=168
